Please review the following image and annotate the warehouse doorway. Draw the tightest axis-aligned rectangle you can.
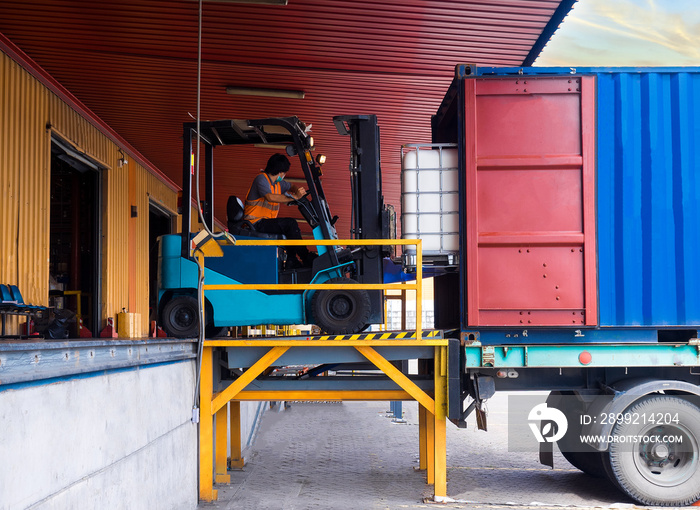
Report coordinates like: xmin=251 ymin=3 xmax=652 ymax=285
xmin=149 ymin=201 xmax=175 ymax=325
xmin=49 ymin=136 xmax=103 ymax=338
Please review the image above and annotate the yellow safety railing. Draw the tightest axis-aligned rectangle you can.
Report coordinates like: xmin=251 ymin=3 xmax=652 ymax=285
xmin=199 ymin=238 xmax=424 ymax=340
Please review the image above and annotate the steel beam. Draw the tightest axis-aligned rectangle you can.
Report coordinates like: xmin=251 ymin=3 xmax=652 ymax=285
xmin=0 ymin=339 xmax=196 ymax=387
xmin=224 ymin=344 xmax=437 ymax=369
xmin=355 ymin=345 xmax=435 ymax=414
xmin=227 ymin=377 xmax=433 ymax=392
xmin=465 ymin=342 xmax=700 ymax=368
xmin=211 ymin=346 xmax=288 ymax=414
xmin=418 ymin=405 xmax=428 ymax=471
xmin=434 ymin=346 xmax=448 ymax=499
xmin=234 ymin=390 xmax=412 ymax=401
xmin=199 ymin=346 xmax=217 ymax=501
xmin=426 ymin=405 xmax=435 ymax=484
xmin=229 ymin=401 xmax=244 ymax=468
xmin=215 ymin=406 xmax=230 ymax=484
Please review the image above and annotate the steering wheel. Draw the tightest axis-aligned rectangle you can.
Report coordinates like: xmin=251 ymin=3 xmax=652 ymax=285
xmin=286 ymin=191 xmax=310 ymax=206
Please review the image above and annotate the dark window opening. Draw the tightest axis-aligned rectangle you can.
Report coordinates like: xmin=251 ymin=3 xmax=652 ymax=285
xmin=149 ymin=202 xmax=174 ymax=324
xmin=49 ymin=139 xmax=102 ymax=338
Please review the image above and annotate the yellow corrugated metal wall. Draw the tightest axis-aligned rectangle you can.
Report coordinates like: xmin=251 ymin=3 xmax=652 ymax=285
xmin=1 ymin=50 xmax=180 ymax=336
xmin=1 ymin=53 xmax=51 ymax=334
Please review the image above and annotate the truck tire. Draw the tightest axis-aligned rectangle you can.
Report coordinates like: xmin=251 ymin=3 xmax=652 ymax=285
xmin=547 ymin=391 xmax=606 ymax=477
xmin=605 ymin=395 xmax=700 ymax=506
xmin=161 ymin=295 xmax=200 ymax=338
xmin=311 ymin=277 xmax=371 ymax=335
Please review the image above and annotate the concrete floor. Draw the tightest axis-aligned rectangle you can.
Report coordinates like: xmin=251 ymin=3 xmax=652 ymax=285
xmin=198 ymin=393 xmax=649 ymax=510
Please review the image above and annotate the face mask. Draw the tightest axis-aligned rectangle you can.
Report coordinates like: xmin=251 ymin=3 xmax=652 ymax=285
xmin=275 ymin=175 xmax=284 ymax=183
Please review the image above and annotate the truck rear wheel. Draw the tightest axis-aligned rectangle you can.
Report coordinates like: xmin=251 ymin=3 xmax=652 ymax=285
xmin=605 ymin=395 xmax=700 ymax=506
xmin=311 ymin=277 xmax=371 ymax=335
xmin=547 ymin=391 xmax=606 ymax=477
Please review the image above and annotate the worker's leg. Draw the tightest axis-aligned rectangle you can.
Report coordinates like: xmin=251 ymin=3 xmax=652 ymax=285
xmin=256 ymin=218 xmax=314 ymax=265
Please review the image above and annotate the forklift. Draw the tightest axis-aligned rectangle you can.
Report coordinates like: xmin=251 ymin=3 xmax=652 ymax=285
xmin=157 ymin=115 xmax=395 ymax=337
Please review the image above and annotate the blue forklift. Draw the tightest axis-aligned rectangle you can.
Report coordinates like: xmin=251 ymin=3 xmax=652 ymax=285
xmin=157 ymin=115 xmax=395 ymax=337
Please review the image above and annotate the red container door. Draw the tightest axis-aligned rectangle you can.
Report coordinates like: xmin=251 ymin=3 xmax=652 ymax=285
xmin=463 ymin=76 xmax=597 ymax=327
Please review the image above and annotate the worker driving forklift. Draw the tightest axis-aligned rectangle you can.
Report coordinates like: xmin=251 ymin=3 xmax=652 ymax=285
xmin=157 ymin=115 xmax=394 ymax=338
xmin=240 ymin=152 xmax=316 ymax=269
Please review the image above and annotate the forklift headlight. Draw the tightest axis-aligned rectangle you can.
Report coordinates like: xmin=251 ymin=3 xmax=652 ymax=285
xmin=308 ymin=136 xmax=314 ymax=149
xmin=316 ymin=154 xmax=326 ymax=165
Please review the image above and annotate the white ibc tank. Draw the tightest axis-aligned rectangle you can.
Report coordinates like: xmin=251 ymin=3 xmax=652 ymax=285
xmin=401 ymin=144 xmax=459 ymax=256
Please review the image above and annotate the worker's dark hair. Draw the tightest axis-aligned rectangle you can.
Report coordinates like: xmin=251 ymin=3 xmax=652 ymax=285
xmin=264 ymin=153 xmax=291 ymax=176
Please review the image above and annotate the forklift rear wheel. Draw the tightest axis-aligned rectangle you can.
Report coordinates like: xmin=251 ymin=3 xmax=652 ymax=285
xmin=161 ymin=295 xmax=200 ymax=338
xmin=311 ymin=277 xmax=371 ymax=335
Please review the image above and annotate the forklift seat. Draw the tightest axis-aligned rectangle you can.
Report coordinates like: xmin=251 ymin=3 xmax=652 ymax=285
xmin=226 ymin=196 xmax=282 ymax=239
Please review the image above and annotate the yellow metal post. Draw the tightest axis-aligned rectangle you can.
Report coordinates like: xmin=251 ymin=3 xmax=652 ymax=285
xmin=418 ymin=404 xmax=427 ymax=471
xmin=433 ymin=345 xmax=448 ymax=499
xmin=215 ymin=405 xmax=231 ymax=484
xmin=401 ymin=287 xmax=407 ymax=331
xmin=426 ymin=407 xmax=434 ymax=484
xmin=230 ymin=401 xmax=244 ymax=468
xmin=199 ymin=346 xmax=217 ymax=501
xmin=416 ymin=239 xmax=422 ymax=341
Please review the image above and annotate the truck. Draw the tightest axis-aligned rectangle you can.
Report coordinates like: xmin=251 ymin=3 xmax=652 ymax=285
xmin=431 ymin=65 xmax=700 ymax=506
xmin=161 ymin=65 xmax=700 ymax=506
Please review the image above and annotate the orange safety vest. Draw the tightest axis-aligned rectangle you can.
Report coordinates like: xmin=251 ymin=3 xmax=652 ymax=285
xmin=244 ymin=173 xmax=281 ymax=223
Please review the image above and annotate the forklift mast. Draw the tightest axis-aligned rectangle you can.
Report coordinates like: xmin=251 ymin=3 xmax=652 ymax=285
xmin=334 ymin=115 xmax=396 ymax=324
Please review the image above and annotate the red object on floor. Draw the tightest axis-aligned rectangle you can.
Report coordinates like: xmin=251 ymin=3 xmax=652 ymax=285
xmin=150 ymin=320 xmax=168 ymax=338
xmin=21 ymin=319 xmax=34 ymax=336
xmin=78 ymin=318 xmax=92 ymax=338
xmin=100 ymin=317 xmax=118 ymax=338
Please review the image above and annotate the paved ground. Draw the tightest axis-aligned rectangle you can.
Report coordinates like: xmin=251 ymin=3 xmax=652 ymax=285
xmin=199 ymin=393 xmax=649 ymax=510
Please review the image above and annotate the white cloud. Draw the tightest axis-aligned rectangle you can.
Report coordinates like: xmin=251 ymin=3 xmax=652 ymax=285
xmin=537 ymin=0 xmax=700 ymax=66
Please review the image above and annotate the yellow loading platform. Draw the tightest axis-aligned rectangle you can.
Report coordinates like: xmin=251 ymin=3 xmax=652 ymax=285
xmin=198 ymin=335 xmax=449 ymax=502
xmin=193 ymin=238 xmax=450 ymax=502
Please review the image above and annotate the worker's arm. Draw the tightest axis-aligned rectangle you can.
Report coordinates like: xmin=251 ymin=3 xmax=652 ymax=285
xmin=264 ymin=186 xmax=306 ymax=203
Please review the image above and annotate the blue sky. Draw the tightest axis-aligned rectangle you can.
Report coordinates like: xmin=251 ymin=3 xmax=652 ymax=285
xmin=536 ymin=0 xmax=700 ymax=66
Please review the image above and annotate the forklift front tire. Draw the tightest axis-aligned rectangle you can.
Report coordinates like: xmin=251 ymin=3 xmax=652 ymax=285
xmin=311 ymin=277 xmax=371 ymax=335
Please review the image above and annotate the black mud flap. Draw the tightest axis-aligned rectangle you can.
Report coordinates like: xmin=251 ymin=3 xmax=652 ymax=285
xmin=539 ymin=441 xmax=554 ymax=469
xmin=447 ymin=338 xmax=463 ymax=422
